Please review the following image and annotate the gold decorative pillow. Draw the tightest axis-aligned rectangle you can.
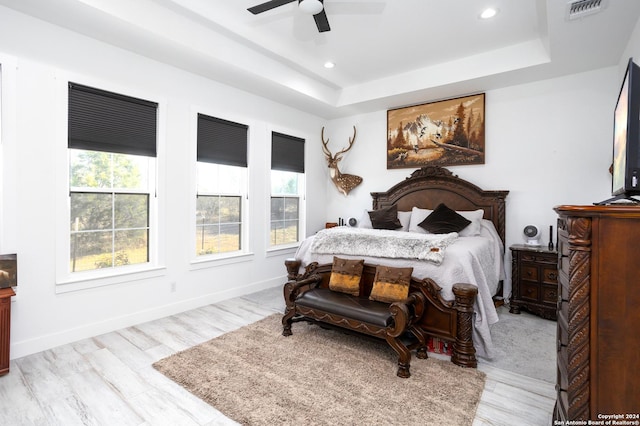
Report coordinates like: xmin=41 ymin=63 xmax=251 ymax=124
xmin=328 ymin=257 xmax=364 ymax=296
xmin=369 ymin=265 xmax=413 ymax=303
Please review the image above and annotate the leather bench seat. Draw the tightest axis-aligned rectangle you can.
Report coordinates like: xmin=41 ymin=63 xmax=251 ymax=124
xmin=296 ymin=287 xmax=393 ymax=327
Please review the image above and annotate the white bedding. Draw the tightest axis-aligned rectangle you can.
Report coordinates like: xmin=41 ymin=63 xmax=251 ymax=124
xmin=294 ymin=219 xmax=505 ymax=359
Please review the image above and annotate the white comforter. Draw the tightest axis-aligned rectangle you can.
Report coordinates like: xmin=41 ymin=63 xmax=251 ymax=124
xmin=294 ymin=220 xmax=505 ymax=359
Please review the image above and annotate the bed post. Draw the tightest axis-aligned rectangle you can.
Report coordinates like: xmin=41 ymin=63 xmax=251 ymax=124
xmin=284 ymin=258 xmax=301 ymax=280
xmin=451 ymin=283 xmax=478 ymax=368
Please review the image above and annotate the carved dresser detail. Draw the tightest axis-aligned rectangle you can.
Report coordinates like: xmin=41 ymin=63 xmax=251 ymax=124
xmin=553 ymin=205 xmax=640 ymax=422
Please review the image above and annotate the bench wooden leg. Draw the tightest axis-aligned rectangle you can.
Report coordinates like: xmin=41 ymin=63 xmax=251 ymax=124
xmin=386 ymin=335 xmax=412 ymax=378
xmin=282 ymin=309 xmax=295 ymax=336
xmin=410 ymin=325 xmax=429 ymax=359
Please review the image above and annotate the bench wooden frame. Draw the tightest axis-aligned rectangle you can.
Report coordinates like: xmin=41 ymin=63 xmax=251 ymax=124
xmin=283 ymin=260 xmax=479 ymax=377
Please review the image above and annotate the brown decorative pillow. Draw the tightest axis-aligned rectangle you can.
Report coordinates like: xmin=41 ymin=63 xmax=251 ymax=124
xmin=369 ymin=265 xmax=413 ymax=303
xmin=419 ymin=203 xmax=471 ymax=234
xmin=328 ymin=257 xmax=364 ymax=296
xmin=368 ymin=205 xmax=402 ymax=230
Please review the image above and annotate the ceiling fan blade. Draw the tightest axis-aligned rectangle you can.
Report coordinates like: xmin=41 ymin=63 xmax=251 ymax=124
xmin=313 ymin=9 xmax=331 ymax=32
xmin=248 ymin=0 xmax=297 ymax=15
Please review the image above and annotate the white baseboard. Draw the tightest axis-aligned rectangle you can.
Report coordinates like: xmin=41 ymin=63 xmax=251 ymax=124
xmin=10 ymin=276 xmax=284 ymax=360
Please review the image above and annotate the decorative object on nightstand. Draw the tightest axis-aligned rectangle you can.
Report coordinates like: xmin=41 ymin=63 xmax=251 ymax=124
xmin=522 ymin=225 xmax=541 ymax=246
xmin=509 ymin=244 xmax=557 ymax=320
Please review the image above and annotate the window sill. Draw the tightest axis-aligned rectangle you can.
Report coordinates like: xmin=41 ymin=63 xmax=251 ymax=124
xmin=56 ymin=265 xmax=167 ymax=294
xmin=266 ymin=244 xmax=299 ymax=257
xmin=189 ymin=252 xmax=255 ymax=270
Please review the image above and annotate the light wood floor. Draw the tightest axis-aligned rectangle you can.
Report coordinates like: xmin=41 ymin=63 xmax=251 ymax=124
xmin=0 ymin=287 xmax=556 ymax=426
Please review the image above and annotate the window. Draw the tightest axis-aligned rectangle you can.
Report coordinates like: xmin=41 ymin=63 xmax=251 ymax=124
xmin=270 ymin=132 xmax=305 ymax=246
xmin=69 ymin=150 xmax=153 ymax=271
xmin=196 ymin=114 xmax=248 ymax=256
xmin=68 ymin=83 xmax=157 ymax=273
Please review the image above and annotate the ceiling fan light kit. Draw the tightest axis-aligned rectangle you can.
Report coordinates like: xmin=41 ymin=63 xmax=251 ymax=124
xmin=299 ymin=0 xmax=323 ymax=15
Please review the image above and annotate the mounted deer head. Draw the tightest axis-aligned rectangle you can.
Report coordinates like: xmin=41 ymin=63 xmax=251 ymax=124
xmin=321 ymin=126 xmax=363 ymax=196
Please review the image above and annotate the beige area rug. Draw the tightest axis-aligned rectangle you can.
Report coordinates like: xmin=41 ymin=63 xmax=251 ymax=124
xmin=153 ymin=314 xmax=486 ymax=426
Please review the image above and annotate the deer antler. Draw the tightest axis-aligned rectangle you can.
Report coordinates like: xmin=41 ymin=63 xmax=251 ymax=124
xmin=333 ymin=126 xmax=357 ymax=159
xmin=321 ymin=127 xmax=333 ymax=159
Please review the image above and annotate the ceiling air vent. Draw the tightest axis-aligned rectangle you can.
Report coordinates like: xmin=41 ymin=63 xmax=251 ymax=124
xmin=566 ymin=0 xmax=608 ymax=21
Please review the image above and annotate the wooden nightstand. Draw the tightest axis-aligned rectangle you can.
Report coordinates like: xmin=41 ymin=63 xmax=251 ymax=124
xmin=509 ymin=244 xmax=558 ymax=320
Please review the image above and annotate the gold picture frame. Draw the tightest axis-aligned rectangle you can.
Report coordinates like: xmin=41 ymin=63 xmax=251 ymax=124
xmin=387 ymin=93 xmax=485 ymax=169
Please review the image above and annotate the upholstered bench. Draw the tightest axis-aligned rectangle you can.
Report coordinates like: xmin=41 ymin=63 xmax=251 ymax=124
xmin=281 ymin=257 xmax=429 ymax=378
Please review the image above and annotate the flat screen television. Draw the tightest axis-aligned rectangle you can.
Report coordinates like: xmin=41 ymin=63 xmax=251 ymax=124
xmin=597 ymin=57 xmax=640 ymax=204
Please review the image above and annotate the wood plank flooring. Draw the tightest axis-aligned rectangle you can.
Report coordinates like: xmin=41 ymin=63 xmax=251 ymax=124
xmin=0 ymin=287 xmax=556 ymax=425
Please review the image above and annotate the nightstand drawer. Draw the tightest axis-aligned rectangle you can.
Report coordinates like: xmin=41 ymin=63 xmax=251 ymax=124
xmin=543 ymin=267 xmax=558 ymax=284
xmin=522 ymin=253 xmax=556 ymax=264
xmin=521 ymin=282 xmax=539 ymax=302
xmin=521 ymin=265 xmax=539 ymax=281
xmin=542 ymin=285 xmax=558 ymax=304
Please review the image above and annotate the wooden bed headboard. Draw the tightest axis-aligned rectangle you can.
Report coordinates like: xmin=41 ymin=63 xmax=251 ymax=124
xmin=371 ymin=166 xmax=509 ymax=244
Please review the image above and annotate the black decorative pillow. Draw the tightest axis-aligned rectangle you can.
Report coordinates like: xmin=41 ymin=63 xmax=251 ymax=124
xmin=419 ymin=203 xmax=471 ymax=234
xmin=368 ymin=205 xmax=402 ymax=230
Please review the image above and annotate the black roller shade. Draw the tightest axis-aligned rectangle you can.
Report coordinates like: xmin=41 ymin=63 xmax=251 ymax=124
xmin=197 ymin=114 xmax=248 ymax=167
xmin=271 ymin=132 xmax=305 ymax=173
xmin=68 ymin=82 xmax=158 ymax=157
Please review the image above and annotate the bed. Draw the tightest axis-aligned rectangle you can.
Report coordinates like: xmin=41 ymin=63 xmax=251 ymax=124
xmin=287 ymin=166 xmax=509 ymax=359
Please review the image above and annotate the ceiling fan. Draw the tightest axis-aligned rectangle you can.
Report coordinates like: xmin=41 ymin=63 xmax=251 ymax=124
xmin=248 ymin=0 xmax=331 ymax=33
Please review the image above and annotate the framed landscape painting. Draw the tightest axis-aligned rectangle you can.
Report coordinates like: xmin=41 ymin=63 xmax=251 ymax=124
xmin=387 ymin=93 xmax=485 ymax=169
xmin=0 ymin=254 xmax=17 ymax=288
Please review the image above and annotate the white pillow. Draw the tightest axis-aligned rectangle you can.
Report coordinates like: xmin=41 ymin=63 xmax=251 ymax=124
xmin=457 ymin=209 xmax=485 ymax=237
xmin=408 ymin=207 xmax=433 ymax=234
xmin=397 ymin=210 xmax=412 ymax=232
xmin=357 ymin=209 xmax=373 ymax=228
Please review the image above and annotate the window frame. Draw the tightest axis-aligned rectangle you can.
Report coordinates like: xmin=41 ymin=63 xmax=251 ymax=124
xmin=267 ymin=129 xmax=306 ymax=251
xmin=190 ymin=109 xmax=252 ymax=267
xmin=68 ymin=150 xmax=155 ymax=273
xmin=55 ymin=77 xmax=166 ymax=293
xmin=195 ymin=163 xmax=247 ymax=258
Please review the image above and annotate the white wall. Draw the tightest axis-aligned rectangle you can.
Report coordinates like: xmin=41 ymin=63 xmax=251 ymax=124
xmin=0 ymin=6 xmax=327 ymax=358
xmin=322 ymin=67 xmax=619 ymax=296
xmin=621 ymin=14 xmax=640 ymax=73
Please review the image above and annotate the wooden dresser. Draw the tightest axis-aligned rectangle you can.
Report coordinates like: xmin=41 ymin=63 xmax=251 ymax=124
xmin=509 ymin=244 xmax=558 ymax=320
xmin=553 ymin=205 xmax=640 ymax=421
xmin=0 ymin=287 xmax=15 ymax=375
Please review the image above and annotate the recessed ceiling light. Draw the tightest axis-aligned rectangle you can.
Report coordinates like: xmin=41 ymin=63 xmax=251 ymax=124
xmin=324 ymin=61 xmax=335 ymax=69
xmin=480 ymin=8 xmax=498 ymax=19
